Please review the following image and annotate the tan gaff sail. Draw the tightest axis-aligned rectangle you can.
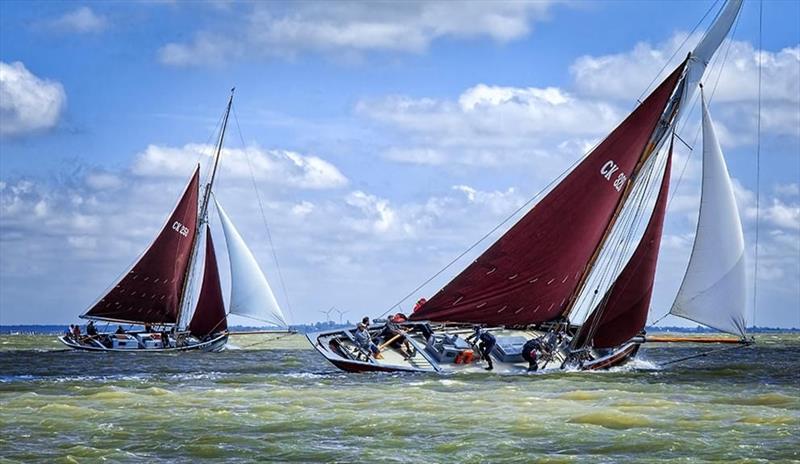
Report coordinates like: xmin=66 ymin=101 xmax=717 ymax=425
xmin=670 ymin=94 xmax=747 ymax=337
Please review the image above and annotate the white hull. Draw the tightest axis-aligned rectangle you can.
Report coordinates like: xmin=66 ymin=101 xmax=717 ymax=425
xmin=308 ymin=322 xmax=642 ymax=374
xmin=58 ymin=332 xmax=228 ymax=353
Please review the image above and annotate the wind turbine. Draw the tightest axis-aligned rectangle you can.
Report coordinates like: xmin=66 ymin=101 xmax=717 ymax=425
xmin=319 ymin=306 xmax=335 ymax=323
xmin=334 ymin=308 xmax=349 ymax=324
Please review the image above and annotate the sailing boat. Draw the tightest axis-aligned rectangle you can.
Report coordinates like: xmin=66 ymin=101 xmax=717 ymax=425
xmin=309 ymin=0 xmax=752 ymax=373
xmin=59 ymin=90 xmax=290 ymax=352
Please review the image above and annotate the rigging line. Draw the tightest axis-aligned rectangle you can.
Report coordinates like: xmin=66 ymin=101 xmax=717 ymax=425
xmin=650 ymin=15 xmax=743 ymax=327
xmin=660 ymin=343 xmax=747 ymax=366
xmin=230 ymin=104 xmax=295 ymax=323
xmin=577 ymin=127 xmax=674 ymax=325
xmin=178 ymin=100 xmax=231 ymax=329
xmin=575 ymin=144 xmax=668 ymax=348
xmin=199 ymin=109 xmax=228 ymax=182
xmin=752 ymin=0 xmax=763 ymax=329
xmin=234 ymin=331 xmax=295 ymax=350
xmin=666 ymin=5 xmax=741 ymax=211
xmin=636 ymin=0 xmax=723 ymax=104
xmin=577 ymin=149 xmax=662 ymax=322
xmin=649 ymin=312 xmax=671 ymax=327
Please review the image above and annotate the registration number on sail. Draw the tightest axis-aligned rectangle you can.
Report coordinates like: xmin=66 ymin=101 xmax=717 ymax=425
xmin=600 ymin=160 xmax=627 ymax=192
xmin=172 ymin=221 xmax=190 ymax=237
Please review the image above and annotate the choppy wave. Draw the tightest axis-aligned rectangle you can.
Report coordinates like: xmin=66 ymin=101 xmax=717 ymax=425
xmin=1 ymin=333 xmax=798 ymax=463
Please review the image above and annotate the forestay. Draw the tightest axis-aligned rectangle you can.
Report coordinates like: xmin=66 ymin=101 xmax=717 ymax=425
xmin=670 ymin=94 xmax=747 ymax=337
xmin=214 ymin=199 xmax=288 ymax=328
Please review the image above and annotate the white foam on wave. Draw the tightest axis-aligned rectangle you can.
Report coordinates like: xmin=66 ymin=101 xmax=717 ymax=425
xmin=607 ymin=357 xmax=662 ymax=373
xmin=284 ymin=372 xmax=331 ymax=380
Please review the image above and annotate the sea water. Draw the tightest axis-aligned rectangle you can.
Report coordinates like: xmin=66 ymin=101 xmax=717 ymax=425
xmin=1 ymin=333 xmax=797 ymax=463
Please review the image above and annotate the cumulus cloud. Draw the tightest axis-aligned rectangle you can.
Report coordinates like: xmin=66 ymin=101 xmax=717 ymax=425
xmin=131 ymin=143 xmax=348 ymax=189
xmin=763 ymin=198 xmax=800 ymax=231
xmin=571 ymin=35 xmax=799 ymax=102
xmin=158 ymin=1 xmax=558 ymax=66
xmin=345 ymin=191 xmax=398 ymax=234
xmin=452 ymin=185 xmax=524 ymax=215
xmin=356 ymin=84 xmax=621 ymax=169
xmin=45 ymin=6 xmax=108 ymax=34
xmin=0 ymin=61 xmax=66 ymax=137
xmin=571 ymin=35 xmax=800 ymax=141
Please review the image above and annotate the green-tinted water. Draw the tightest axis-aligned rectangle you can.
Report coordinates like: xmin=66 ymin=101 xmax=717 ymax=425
xmin=1 ymin=334 xmax=798 ymax=463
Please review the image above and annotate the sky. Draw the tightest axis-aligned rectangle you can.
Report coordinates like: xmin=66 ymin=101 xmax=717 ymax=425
xmin=0 ymin=0 xmax=798 ymax=328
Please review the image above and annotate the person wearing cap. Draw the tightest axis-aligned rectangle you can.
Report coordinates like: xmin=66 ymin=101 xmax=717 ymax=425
xmin=380 ymin=313 xmax=414 ymax=359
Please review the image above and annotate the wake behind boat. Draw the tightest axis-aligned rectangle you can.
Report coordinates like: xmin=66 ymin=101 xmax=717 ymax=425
xmin=60 ymin=90 xmax=291 ymax=352
xmin=310 ymin=0 xmax=754 ymax=374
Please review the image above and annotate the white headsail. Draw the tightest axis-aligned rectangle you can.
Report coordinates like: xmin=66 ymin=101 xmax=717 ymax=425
xmin=670 ymin=93 xmax=747 ymax=337
xmin=214 ymin=198 xmax=288 ymax=328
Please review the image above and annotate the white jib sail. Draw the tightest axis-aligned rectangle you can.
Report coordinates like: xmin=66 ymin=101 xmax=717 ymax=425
xmin=214 ymin=198 xmax=288 ymax=328
xmin=670 ymin=93 xmax=747 ymax=337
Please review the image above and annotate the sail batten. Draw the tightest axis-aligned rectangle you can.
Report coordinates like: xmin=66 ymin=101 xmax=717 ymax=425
xmin=189 ymin=226 xmax=227 ymax=338
xmin=82 ymin=168 xmax=200 ymax=325
xmin=215 ymin=199 xmax=288 ymax=328
xmin=670 ymin=94 xmax=747 ymax=337
xmin=411 ymin=62 xmax=686 ymax=326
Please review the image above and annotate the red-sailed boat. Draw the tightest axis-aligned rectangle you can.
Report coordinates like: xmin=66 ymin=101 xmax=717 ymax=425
xmin=309 ymin=0 xmax=752 ymax=373
xmin=60 ymin=90 xmax=291 ymax=352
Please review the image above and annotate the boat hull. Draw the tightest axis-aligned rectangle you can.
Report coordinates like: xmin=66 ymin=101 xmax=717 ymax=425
xmin=308 ymin=322 xmax=640 ymax=374
xmin=58 ymin=332 xmax=228 ymax=353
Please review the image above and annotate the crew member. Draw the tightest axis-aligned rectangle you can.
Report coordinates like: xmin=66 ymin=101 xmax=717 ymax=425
xmin=354 ymin=323 xmax=382 ymax=359
xmin=86 ymin=321 xmax=98 ymax=336
xmin=467 ymin=326 xmax=497 ymax=371
xmin=522 ymin=338 xmax=542 ymax=372
xmin=380 ymin=313 xmax=414 ymax=359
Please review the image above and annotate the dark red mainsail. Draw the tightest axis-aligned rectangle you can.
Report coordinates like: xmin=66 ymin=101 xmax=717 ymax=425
xmin=189 ymin=226 xmax=227 ymax=337
xmin=83 ymin=167 xmax=200 ymax=324
xmin=577 ymin=145 xmax=673 ymax=348
xmin=411 ymin=62 xmax=685 ymax=326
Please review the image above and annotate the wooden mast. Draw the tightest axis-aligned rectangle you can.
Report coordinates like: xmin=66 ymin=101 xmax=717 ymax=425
xmin=175 ymin=88 xmax=235 ymax=329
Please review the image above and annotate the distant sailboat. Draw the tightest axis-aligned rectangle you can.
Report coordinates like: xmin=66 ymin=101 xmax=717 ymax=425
xmin=59 ymin=90 xmax=291 ymax=352
xmin=309 ymin=0 xmax=752 ymax=373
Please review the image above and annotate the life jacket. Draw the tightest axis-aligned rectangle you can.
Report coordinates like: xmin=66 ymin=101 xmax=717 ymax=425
xmin=454 ymin=349 xmax=475 ymax=364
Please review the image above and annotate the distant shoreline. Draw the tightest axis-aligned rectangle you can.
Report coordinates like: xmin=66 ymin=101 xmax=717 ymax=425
xmin=2 ymin=324 xmax=798 ymax=335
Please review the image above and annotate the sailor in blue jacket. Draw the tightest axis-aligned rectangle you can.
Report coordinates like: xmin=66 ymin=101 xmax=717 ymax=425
xmin=467 ymin=326 xmax=496 ymax=371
